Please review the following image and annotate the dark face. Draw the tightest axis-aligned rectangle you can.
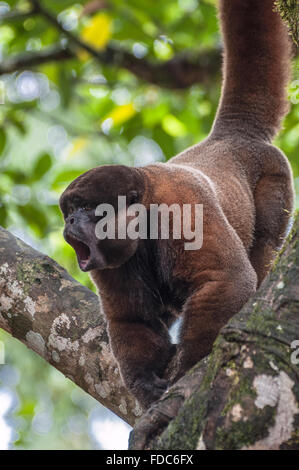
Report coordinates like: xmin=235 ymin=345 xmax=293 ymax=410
xmin=59 ymin=165 xmax=145 ymax=272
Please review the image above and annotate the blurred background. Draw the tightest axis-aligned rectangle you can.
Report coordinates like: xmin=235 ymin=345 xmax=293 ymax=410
xmin=0 ymin=0 xmax=298 ymax=450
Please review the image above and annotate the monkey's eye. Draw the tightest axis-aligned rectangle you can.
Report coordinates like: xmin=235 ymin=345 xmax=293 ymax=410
xmin=82 ymin=204 xmax=93 ymax=212
xmin=68 ymin=206 xmax=74 ymax=215
xmin=128 ymin=191 xmax=138 ymax=205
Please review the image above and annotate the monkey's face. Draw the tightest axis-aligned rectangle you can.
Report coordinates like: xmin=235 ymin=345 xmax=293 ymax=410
xmin=59 ymin=165 xmax=145 ymax=271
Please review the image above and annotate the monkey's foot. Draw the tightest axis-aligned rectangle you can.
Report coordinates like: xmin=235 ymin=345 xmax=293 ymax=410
xmin=129 ymin=359 xmax=208 ymax=449
xmin=132 ymin=373 xmax=168 ymax=409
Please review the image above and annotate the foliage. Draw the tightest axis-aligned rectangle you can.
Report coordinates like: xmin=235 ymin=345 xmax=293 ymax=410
xmin=0 ymin=0 xmax=298 ymax=450
xmin=0 ymin=329 xmax=97 ymax=449
xmin=275 ymin=0 xmax=299 ymax=45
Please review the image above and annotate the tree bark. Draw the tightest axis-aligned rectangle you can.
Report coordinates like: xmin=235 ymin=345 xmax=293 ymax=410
xmin=130 ymin=213 xmax=299 ymax=450
xmin=0 ymin=226 xmax=142 ymax=426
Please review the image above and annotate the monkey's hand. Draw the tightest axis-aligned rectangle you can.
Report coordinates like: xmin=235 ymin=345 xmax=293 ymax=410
xmin=130 ymin=372 xmax=169 ymax=409
xmin=165 ymin=346 xmax=187 ymax=384
xmin=107 ymin=316 xmax=175 ymax=409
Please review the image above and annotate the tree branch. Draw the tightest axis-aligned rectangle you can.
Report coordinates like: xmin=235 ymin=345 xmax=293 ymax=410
xmin=130 ymin=214 xmax=299 ymax=450
xmin=0 ymin=0 xmax=218 ymax=89
xmin=0 ymin=43 xmax=220 ymax=89
xmin=0 ymin=226 xmax=142 ymax=426
xmin=0 ymin=8 xmax=37 ymax=23
xmin=0 ymin=45 xmax=73 ymax=76
xmin=1 ymin=1 xmax=297 ymax=87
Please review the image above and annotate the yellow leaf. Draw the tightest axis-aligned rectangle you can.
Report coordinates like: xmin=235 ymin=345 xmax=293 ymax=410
xmin=68 ymin=137 xmax=88 ymax=158
xmin=103 ymin=103 xmax=136 ymax=127
xmin=162 ymin=114 xmax=187 ymax=137
xmin=79 ymin=12 xmax=112 ymax=60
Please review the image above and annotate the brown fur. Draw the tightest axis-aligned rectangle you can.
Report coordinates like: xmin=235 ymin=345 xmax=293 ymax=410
xmin=59 ymin=0 xmax=294 ymax=408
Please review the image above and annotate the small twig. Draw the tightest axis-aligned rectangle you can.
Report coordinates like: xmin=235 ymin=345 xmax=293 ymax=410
xmin=0 ymin=8 xmax=37 ymax=23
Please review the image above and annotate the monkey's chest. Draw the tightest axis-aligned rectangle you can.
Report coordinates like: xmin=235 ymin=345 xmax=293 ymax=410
xmin=156 ymin=277 xmax=190 ymax=319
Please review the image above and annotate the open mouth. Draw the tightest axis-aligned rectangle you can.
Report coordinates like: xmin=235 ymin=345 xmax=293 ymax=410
xmin=66 ymin=234 xmax=91 ymax=271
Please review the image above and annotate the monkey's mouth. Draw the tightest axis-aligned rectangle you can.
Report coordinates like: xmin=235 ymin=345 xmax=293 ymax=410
xmin=65 ymin=234 xmax=91 ymax=271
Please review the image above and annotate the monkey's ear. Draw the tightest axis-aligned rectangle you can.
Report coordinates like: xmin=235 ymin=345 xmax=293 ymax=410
xmin=128 ymin=190 xmax=139 ymax=205
xmin=59 ymin=197 xmax=67 ymax=217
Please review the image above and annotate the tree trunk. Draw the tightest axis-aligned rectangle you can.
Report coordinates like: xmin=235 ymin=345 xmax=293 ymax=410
xmin=130 ymin=213 xmax=299 ymax=450
xmin=1 ymin=213 xmax=299 ymax=449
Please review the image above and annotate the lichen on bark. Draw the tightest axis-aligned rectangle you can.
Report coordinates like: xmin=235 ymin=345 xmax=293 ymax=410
xmin=275 ymin=0 xmax=299 ymax=45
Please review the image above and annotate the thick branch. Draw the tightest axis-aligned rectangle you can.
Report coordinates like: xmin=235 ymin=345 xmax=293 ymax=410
xmin=130 ymin=214 xmax=299 ymax=450
xmin=0 ymin=226 xmax=142 ymax=426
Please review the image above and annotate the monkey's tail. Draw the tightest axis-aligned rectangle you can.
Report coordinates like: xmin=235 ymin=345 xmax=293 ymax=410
xmin=212 ymin=0 xmax=292 ymax=142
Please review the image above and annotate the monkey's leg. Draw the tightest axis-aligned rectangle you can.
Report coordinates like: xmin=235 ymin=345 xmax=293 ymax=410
xmin=170 ymin=269 xmax=256 ymax=382
xmin=108 ymin=317 xmax=174 ymax=408
xmin=250 ymin=174 xmax=293 ymax=286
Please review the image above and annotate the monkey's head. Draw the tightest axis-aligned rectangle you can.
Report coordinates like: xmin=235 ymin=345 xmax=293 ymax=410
xmin=59 ymin=165 xmax=145 ymax=271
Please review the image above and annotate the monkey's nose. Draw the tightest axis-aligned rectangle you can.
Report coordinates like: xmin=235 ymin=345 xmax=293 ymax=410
xmin=70 ymin=217 xmax=75 ymax=225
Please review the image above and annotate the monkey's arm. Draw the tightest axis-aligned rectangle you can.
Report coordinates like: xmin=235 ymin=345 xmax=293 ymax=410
xmin=170 ymin=217 xmax=257 ymax=382
xmin=97 ymin=281 xmax=175 ymax=408
xmin=172 ymin=275 xmax=254 ymax=382
xmin=108 ymin=318 xmax=174 ymax=408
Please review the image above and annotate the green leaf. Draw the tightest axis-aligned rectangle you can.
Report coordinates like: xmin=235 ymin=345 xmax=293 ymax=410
xmin=0 ymin=128 xmax=6 ymax=156
xmin=142 ymin=103 xmax=169 ymax=128
xmin=7 ymin=111 xmax=27 ymax=135
xmin=58 ymin=67 xmax=72 ymax=108
xmin=52 ymin=170 xmax=86 ymax=190
xmin=30 ymin=153 xmax=53 ymax=183
xmin=0 ymin=204 xmax=7 ymax=226
xmin=162 ymin=114 xmax=187 ymax=137
xmin=18 ymin=204 xmax=49 ymax=238
xmin=17 ymin=400 xmax=36 ymax=418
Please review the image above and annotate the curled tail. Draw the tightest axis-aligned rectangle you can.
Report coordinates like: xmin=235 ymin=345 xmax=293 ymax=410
xmin=212 ymin=0 xmax=292 ymax=142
